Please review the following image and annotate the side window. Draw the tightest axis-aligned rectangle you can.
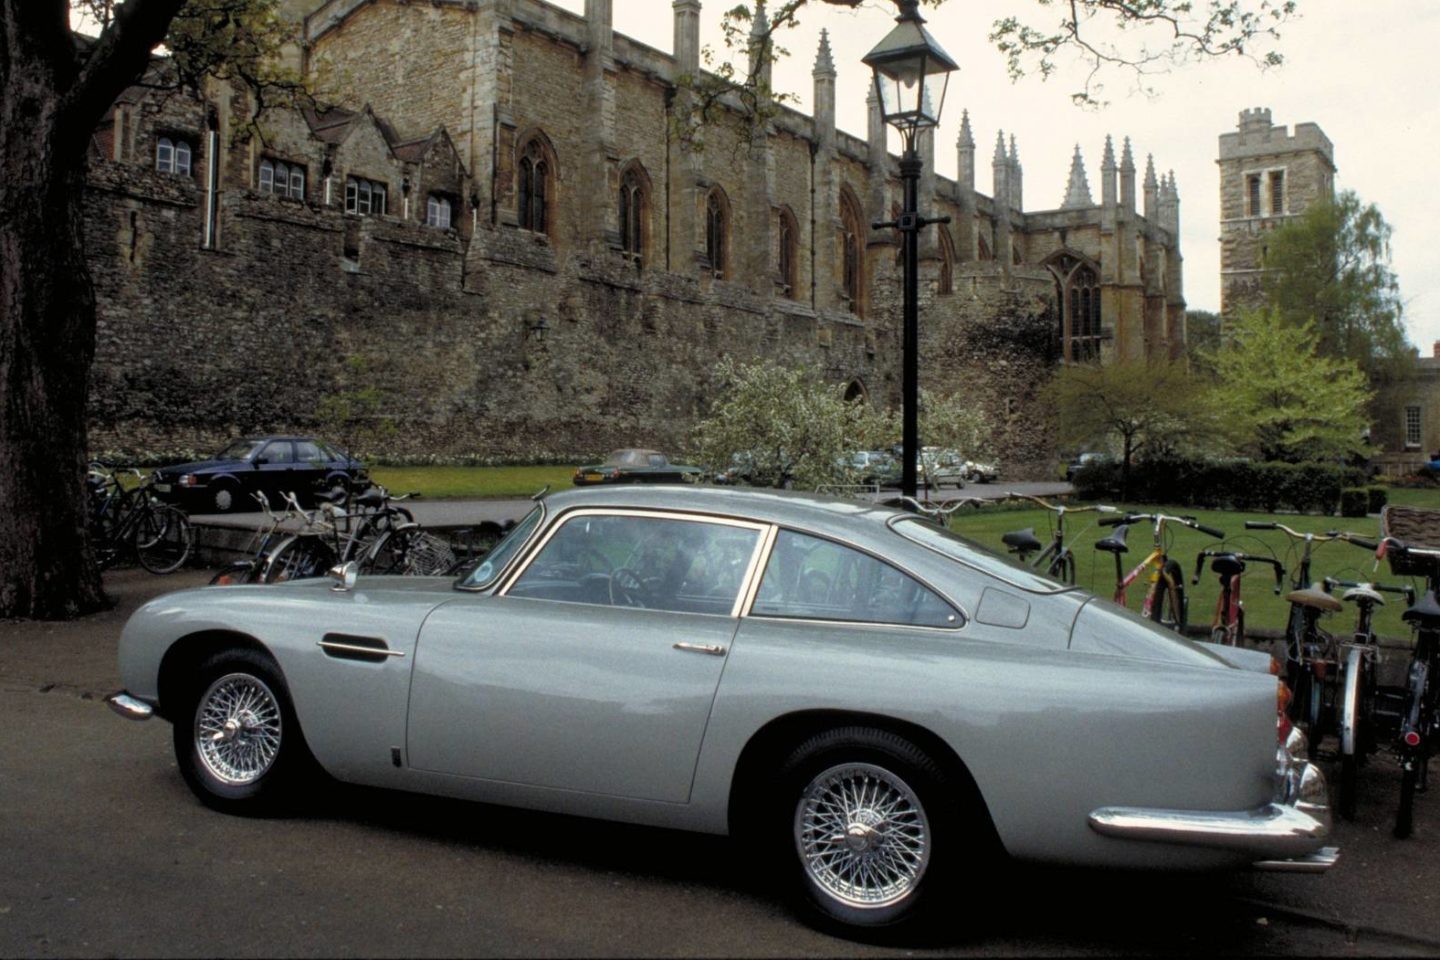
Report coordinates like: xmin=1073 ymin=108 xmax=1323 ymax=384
xmin=260 ymin=441 xmax=294 ymax=464
xmin=294 ymin=440 xmax=323 ymax=463
xmin=507 ymin=513 xmax=759 ymax=615
xmin=753 ymin=530 xmax=960 ymax=628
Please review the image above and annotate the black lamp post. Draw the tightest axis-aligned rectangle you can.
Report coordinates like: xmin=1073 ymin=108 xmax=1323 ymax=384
xmin=863 ymin=0 xmax=957 ymax=502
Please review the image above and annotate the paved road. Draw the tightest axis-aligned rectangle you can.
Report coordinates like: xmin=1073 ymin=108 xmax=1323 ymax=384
xmin=3 ymin=568 xmax=1440 ymax=956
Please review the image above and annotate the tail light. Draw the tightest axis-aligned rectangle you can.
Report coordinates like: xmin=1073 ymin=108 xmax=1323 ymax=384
xmin=1404 ymin=730 xmax=1423 ymax=748
xmin=1277 ymin=678 xmax=1294 ymax=741
xmin=1267 ymin=656 xmax=1281 ymax=676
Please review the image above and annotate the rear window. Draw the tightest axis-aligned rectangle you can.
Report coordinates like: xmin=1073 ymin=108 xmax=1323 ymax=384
xmin=892 ymin=517 xmax=1070 ymax=594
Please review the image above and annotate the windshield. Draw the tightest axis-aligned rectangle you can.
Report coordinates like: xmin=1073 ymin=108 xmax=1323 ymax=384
xmin=216 ymin=439 xmax=263 ymax=461
xmin=891 ymin=517 xmax=1070 ymax=594
xmin=459 ymin=506 xmax=543 ymax=589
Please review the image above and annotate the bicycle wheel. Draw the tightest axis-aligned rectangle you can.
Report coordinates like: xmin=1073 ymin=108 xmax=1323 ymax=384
xmin=361 ymin=527 xmax=416 ymax=575
xmin=1338 ymin=645 xmax=1366 ymax=821
xmin=262 ymin=536 xmax=336 ymax=583
xmin=1047 ymin=550 xmax=1076 ymax=586
xmin=1148 ymin=560 xmax=1187 ymax=633
xmin=136 ymin=505 xmax=193 ymax=574
xmin=1395 ymin=656 xmax=1429 ymax=838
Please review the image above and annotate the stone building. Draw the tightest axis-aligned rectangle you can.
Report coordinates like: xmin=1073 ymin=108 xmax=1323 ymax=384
xmin=1218 ymin=107 xmax=1335 ymax=314
xmin=84 ymin=0 xmax=1187 ymax=476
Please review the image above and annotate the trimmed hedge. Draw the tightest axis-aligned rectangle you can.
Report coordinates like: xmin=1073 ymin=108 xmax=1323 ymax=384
xmin=1072 ymin=458 xmax=1367 ymax=514
xmin=1368 ymin=486 xmax=1389 ymax=514
xmin=1340 ymin=488 xmax=1368 ymax=518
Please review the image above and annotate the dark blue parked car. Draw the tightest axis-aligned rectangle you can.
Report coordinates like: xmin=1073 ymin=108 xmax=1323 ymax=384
xmin=150 ymin=436 xmax=368 ymax=513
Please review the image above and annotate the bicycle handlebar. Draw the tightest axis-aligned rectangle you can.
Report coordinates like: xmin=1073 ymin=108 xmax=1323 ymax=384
xmin=1103 ymin=513 xmax=1224 ymax=539
xmin=1323 ymin=576 xmax=1417 ymax=606
xmin=1190 ymin=549 xmax=1285 ymax=592
xmin=1245 ymin=520 xmax=1375 ymax=549
xmin=894 ymin=495 xmax=986 ymax=518
xmin=1003 ymin=492 xmax=1118 ymax=515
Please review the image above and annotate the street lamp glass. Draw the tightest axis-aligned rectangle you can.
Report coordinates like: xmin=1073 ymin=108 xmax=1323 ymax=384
xmin=862 ymin=11 xmax=956 ymax=136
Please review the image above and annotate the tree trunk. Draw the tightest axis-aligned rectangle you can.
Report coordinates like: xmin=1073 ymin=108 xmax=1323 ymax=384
xmin=0 ymin=51 xmax=107 ymax=618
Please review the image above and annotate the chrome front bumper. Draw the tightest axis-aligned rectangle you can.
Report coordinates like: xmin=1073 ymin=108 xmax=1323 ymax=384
xmin=106 ymin=691 xmax=155 ymax=721
xmin=1088 ymin=730 xmax=1337 ymax=873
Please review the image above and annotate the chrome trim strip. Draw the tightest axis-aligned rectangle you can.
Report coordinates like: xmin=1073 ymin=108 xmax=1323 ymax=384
xmin=673 ymin=642 xmax=727 ymax=656
xmin=1253 ymin=846 xmax=1341 ymax=873
xmin=106 ymin=692 xmax=155 ymax=721
xmin=316 ymin=640 xmax=406 ymax=658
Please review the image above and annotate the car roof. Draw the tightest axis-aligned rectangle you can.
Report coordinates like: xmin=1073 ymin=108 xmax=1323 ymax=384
xmin=541 ymin=485 xmax=905 ymax=540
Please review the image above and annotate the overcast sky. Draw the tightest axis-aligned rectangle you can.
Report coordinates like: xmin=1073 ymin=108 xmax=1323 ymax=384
xmin=554 ymin=0 xmax=1437 ymax=353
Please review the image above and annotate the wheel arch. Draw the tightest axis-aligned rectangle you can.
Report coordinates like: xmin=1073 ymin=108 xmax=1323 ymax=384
xmin=725 ymin=708 xmax=1005 ymax=852
xmin=155 ymin=630 xmax=278 ymax=721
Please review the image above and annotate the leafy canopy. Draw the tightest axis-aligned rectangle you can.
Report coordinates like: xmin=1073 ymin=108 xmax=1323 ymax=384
xmin=1260 ymin=190 xmax=1408 ymax=378
xmin=1208 ymin=307 xmax=1372 ymax=463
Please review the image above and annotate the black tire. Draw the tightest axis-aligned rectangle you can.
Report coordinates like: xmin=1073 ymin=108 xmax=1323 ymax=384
xmin=363 ymin=526 xmax=419 ymax=575
xmin=262 ymin=536 xmax=337 ymax=583
xmin=135 ymin=505 xmax=193 ymax=574
xmin=768 ymin=726 xmax=977 ymax=932
xmin=1397 ymin=756 xmax=1418 ymax=839
xmin=210 ymin=560 xmax=260 ymax=586
xmin=173 ymin=648 xmax=316 ymax=815
xmin=1338 ymin=646 xmax=1367 ymax=821
xmin=1149 ymin=560 xmax=1187 ymax=633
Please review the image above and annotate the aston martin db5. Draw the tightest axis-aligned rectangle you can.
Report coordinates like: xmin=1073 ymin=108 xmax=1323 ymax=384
xmin=109 ymin=486 xmax=1335 ymax=934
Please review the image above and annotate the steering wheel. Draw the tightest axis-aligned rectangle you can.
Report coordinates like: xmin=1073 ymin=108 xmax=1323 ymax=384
xmin=609 ymin=567 xmax=648 ymax=608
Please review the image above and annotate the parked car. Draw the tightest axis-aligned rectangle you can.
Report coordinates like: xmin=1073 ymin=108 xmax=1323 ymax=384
xmin=572 ymin=449 xmax=703 ymax=486
xmin=108 ymin=486 xmax=1334 ymax=936
xmin=1065 ymin=451 xmax=1110 ymax=481
xmin=150 ymin=436 xmax=368 ymax=513
xmin=844 ymin=449 xmax=900 ymax=486
xmin=917 ymin=447 xmax=967 ymax=488
xmin=963 ymin=458 xmax=1000 ymax=484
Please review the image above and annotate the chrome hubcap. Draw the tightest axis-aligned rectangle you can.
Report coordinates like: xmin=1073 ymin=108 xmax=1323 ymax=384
xmin=195 ymin=673 xmax=282 ymax=786
xmin=795 ymin=762 xmax=930 ymax=909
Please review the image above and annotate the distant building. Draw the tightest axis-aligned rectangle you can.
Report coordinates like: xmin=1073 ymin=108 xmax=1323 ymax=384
xmin=85 ymin=0 xmax=1187 ymax=473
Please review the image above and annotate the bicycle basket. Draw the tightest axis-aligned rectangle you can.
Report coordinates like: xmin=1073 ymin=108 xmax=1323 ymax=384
xmin=404 ymin=531 xmax=457 ymax=576
xmin=1380 ymin=505 xmax=1440 ymax=576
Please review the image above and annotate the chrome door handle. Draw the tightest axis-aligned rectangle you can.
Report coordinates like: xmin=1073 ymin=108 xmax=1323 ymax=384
xmin=673 ymin=642 xmax=727 ymax=656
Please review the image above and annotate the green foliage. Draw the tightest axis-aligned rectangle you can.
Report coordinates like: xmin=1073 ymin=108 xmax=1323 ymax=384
xmin=1043 ymin=358 xmax=1222 ymax=484
xmin=314 ymin=354 xmax=398 ymax=461
xmin=918 ymin=388 xmax=994 ymax=463
xmin=1073 ymin=457 xmax=1366 ymax=514
xmin=1340 ymin=488 xmax=1368 ymax=518
xmin=1208 ymin=307 xmax=1373 ymax=463
xmin=1184 ymin=309 xmax=1221 ymax=376
xmin=1368 ymin=486 xmax=1389 ymax=514
xmin=693 ymin=359 xmax=892 ymax=489
xmin=1261 ymin=191 xmax=1409 ymax=379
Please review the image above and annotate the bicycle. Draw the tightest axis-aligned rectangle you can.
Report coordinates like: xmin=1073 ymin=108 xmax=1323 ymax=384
xmin=1375 ymin=533 xmax=1440 ymax=838
xmin=1190 ymin=547 xmax=1284 ymax=647
xmin=209 ymin=491 xmax=300 ymax=585
xmin=87 ymin=464 xmax=194 ymax=574
xmin=1095 ymin=512 xmax=1225 ymax=632
xmin=1245 ymin=522 xmax=1376 ymax=760
xmin=1000 ymin=492 xmax=1117 ymax=585
xmin=891 ymin=494 xmax=986 ymax=524
xmin=1321 ymin=573 xmax=1414 ymax=821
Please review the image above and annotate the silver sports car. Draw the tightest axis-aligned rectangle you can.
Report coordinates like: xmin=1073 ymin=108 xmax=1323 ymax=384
xmin=109 ymin=486 xmax=1335 ymax=934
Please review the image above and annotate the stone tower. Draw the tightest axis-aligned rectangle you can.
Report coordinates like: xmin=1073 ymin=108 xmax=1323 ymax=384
xmin=1217 ymin=108 xmax=1335 ymax=315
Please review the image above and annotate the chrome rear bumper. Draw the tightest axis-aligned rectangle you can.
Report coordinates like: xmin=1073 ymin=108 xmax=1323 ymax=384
xmin=106 ymin=691 xmax=155 ymax=721
xmin=1088 ymin=737 xmax=1336 ymax=872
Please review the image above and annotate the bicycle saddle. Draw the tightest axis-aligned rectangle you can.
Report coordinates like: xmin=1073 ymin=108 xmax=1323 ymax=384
xmin=1402 ymin=589 xmax=1440 ymax=625
xmin=1285 ymin=583 xmax=1343 ymax=613
xmin=1342 ymin=585 xmax=1385 ymax=606
xmin=1094 ymin=524 xmax=1129 ymax=554
xmin=1210 ymin=554 xmax=1245 ymax=578
xmin=1002 ymin=528 xmax=1042 ymax=554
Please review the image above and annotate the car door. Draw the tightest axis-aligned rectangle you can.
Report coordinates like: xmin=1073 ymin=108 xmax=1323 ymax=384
xmin=405 ymin=509 xmax=767 ymax=803
xmin=255 ymin=439 xmax=297 ymax=502
xmin=291 ymin=439 xmax=328 ymax=495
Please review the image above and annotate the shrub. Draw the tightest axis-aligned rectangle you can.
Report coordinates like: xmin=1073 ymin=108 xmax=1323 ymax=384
xmin=1368 ymin=486 xmax=1389 ymax=514
xmin=1340 ymin=488 xmax=1368 ymax=518
xmin=1074 ymin=457 xmax=1365 ymax=514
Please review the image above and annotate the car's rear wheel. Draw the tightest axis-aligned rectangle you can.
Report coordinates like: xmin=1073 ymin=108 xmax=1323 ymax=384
xmin=173 ymin=648 xmax=314 ymax=814
xmin=772 ymin=727 xmax=962 ymax=932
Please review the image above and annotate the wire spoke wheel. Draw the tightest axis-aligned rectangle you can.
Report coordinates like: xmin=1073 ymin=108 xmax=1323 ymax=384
xmin=795 ymin=762 xmax=930 ymax=910
xmin=194 ymin=673 xmax=283 ymax=786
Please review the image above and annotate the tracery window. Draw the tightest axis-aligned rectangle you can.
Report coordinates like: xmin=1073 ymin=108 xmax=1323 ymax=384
xmin=619 ymin=165 xmax=648 ymax=265
xmin=517 ymin=138 xmax=549 ymax=234
xmin=705 ymin=188 xmax=729 ymax=279
xmin=258 ymin=157 xmax=305 ymax=200
xmin=344 ymin=176 xmax=387 ymax=216
xmin=1047 ymin=253 xmax=1104 ymax=363
xmin=155 ymin=136 xmax=193 ymax=177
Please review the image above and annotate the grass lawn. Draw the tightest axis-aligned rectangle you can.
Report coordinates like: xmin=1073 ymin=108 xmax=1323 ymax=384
xmin=368 ymin=465 xmax=574 ymax=499
xmin=947 ymin=493 xmax=1440 ymax=644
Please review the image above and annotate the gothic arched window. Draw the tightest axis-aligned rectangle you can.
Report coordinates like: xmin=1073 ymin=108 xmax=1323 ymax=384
xmin=937 ymin=225 xmax=955 ymax=295
xmin=840 ymin=190 xmax=864 ymax=316
xmin=618 ymin=164 xmax=648 ymax=265
xmin=705 ymin=187 xmax=729 ymax=279
xmin=517 ymin=138 xmax=550 ymax=234
xmin=1046 ymin=252 xmax=1104 ymax=362
xmin=776 ymin=206 xmax=799 ymax=299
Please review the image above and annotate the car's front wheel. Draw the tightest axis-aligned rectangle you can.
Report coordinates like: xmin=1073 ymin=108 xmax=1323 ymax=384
xmin=773 ymin=727 xmax=962 ymax=932
xmin=173 ymin=648 xmax=315 ymax=814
